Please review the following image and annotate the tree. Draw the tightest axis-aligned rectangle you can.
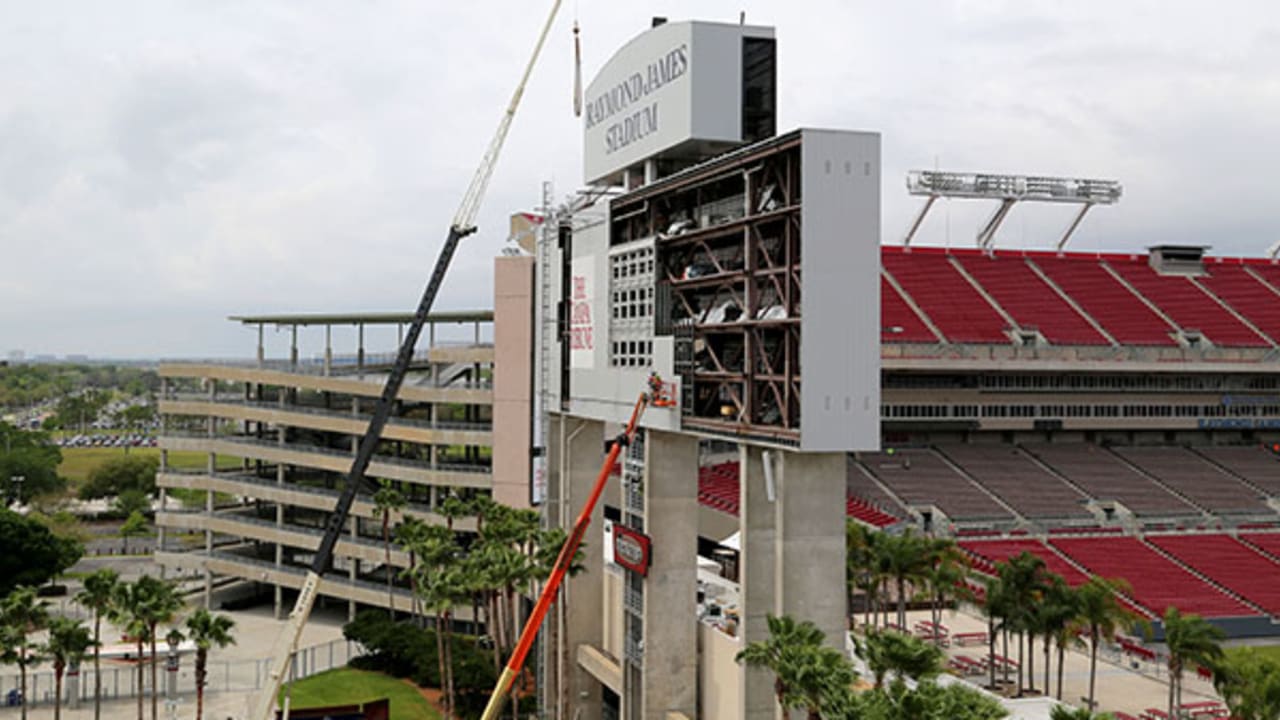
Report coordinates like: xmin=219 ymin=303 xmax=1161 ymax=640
xmin=186 ymin=608 xmax=236 ymax=720
xmin=860 ymin=629 xmax=945 ymax=690
xmin=80 ymin=455 xmax=158 ymax=500
xmin=0 ymin=586 xmax=50 ymax=720
xmin=75 ymin=568 xmax=120 ymax=720
xmin=0 ymin=509 xmax=79 ymax=596
xmin=1076 ymin=576 xmax=1139 ymax=712
xmin=998 ymin=552 xmax=1048 ymax=695
xmin=135 ymin=576 xmax=183 ymax=720
xmin=923 ymin=538 xmax=970 ymax=646
xmin=981 ymin=575 xmax=1009 ymax=691
xmin=847 ymin=521 xmax=887 ymax=629
xmin=119 ymin=510 xmax=149 ymax=553
xmin=372 ymin=479 xmax=405 ymax=617
xmin=395 ymin=516 xmax=430 ymax=625
xmin=1160 ymin=607 xmax=1225 ymax=720
xmin=1212 ymin=649 xmax=1280 ymax=720
xmin=0 ymin=422 xmax=65 ymax=504
xmin=735 ymin=614 xmax=829 ymax=714
xmin=111 ymin=579 xmax=153 ymax=720
xmin=1038 ymin=575 xmax=1081 ymax=701
xmin=44 ymin=617 xmax=95 ymax=720
xmin=882 ymin=530 xmax=933 ymax=629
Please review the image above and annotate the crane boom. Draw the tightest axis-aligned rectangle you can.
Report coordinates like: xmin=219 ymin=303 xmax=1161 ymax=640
xmin=249 ymin=3 xmax=563 ymax=718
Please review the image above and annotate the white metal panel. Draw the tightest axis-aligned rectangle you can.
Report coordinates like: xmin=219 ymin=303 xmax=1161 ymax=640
xmin=799 ymin=129 xmax=881 ymax=452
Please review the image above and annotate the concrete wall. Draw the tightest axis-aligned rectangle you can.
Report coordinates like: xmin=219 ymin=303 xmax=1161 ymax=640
xmin=493 ymin=255 xmax=535 ymax=508
xmin=698 ymin=623 xmax=742 ymax=720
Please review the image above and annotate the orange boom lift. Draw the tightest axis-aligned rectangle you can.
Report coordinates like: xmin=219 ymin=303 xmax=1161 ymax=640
xmin=478 ymin=386 xmax=655 ymax=720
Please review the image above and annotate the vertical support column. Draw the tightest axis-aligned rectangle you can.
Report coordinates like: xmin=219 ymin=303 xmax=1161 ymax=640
xmin=324 ymin=324 xmax=333 ymax=377
xmin=204 ymin=376 xmax=215 ymax=609
xmin=737 ymin=445 xmax=776 ymax=720
xmin=776 ymin=452 xmax=847 ymax=646
xmin=257 ymin=324 xmax=265 ymax=368
xmin=540 ymin=414 xmax=564 ymax=720
xmin=560 ymin=417 xmax=606 ymax=720
xmin=739 ymin=447 xmax=849 ymax=720
xmin=639 ymin=430 xmax=698 ymax=720
xmin=157 ymin=376 xmax=168 ymax=575
xmin=276 ymin=389 xmax=288 ymax=620
xmin=357 ymin=323 xmax=365 ymax=377
xmin=290 ymin=325 xmax=298 ymax=368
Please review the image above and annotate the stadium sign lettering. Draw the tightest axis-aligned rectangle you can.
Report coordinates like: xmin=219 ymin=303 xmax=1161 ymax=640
xmin=585 ymin=43 xmax=689 ymax=156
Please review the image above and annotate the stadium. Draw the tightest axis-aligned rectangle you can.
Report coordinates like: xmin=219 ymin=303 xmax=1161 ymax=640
xmin=694 ymin=241 xmax=1280 ymax=639
xmin=142 ymin=13 xmax=1280 ymax=720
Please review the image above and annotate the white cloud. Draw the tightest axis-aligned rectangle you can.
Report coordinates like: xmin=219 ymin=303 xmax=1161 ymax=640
xmin=1 ymin=0 xmax=1277 ymax=357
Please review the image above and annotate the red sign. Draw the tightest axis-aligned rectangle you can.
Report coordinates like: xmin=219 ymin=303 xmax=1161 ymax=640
xmin=612 ymin=524 xmax=652 ymax=576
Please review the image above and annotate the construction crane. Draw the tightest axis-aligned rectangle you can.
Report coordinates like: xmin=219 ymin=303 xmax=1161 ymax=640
xmin=479 ymin=385 xmax=654 ymax=720
xmin=249 ymin=2 xmax=564 ymax=718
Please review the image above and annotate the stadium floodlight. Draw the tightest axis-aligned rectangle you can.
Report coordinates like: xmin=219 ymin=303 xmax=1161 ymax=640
xmin=902 ymin=170 xmax=1123 ymax=251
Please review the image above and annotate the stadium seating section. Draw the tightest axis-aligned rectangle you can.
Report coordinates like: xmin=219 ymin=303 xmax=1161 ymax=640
xmin=1148 ymin=534 xmax=1280 ymax=616
xmin=938 ymin=445 xmax=1092 ymax=519
xmin=879 ymin=246 xmax=1280 ymax=348
xmin=1049 ymin=536 xmax=1254 ymax=617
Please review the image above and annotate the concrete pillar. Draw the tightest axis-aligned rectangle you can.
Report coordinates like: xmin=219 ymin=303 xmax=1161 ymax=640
xmin=738 ymin=447 xmax=848 ymax=720
xmin=777 ymin=452 xmax=847 ymax=646
xmin=290 ymin=325 xmax=298 ymax=368
xmin=738 ymin=446 xmax=777 ymax=720
xmin=640 ymin=430 xmax=698 ymax=720
xmin=324 ymin=325 xmax=332 ymax=376
xmin=357 ymin=324 xmax=365 ymax=377
xmin=66 ymin=660 xmax=81 ymax=709
xmin=257 ymin=324 xmax=265 ymax=368
xmin=560 ymin=417 xmax=607 ymax=720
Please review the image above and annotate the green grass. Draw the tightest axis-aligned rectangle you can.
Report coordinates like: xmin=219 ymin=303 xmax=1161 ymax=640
xmin=59 ymin=447 xmax=241 ymax=483
xmin=1228 ymin=644 xmax=1280 ymax=663
xmin=278 ymin=668 xmax=440 ymax=720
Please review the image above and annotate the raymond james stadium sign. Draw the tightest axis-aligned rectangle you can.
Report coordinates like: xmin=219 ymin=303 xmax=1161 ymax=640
xmin=584 ymin=43 xmax=689 ymax=155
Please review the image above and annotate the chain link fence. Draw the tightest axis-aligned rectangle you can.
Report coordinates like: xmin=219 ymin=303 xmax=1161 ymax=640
xmin=0 ymin=637 xmax=363 ymax=710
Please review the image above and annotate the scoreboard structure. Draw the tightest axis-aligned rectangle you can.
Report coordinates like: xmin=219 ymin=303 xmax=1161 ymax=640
xmin=556 ymin=127 xmax=881 ymax=452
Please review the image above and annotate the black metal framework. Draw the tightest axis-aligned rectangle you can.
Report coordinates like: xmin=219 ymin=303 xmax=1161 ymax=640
xmin=609 ymin=133 xmax=803 ymax=441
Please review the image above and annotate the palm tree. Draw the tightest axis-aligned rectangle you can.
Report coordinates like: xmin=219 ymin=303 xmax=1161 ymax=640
xmin=785 ymin=644 xmax=857 ymax=720
xmin=44 ymin=617 xmax=95 ymax=720
xmin=980 ymin=575 xmax=1006 ymax=691
xmin=883 ymin=530 xmax=932 ymax=629
xmin=1038 ymin=575 xmax=1080 ymax=701
xmin=439 ymin=493 xmax=468 ymax=531
xmin=137 ymin=576 xmax=182 ymax=720
xmin=395 ymin=516 xmax=430 ymax=625
xmin=110 ymin=580 xmax=151 ymax=720
xmin=373 ymin=479 xmax=406 ymax=617
xmin=185 ymin=608 xmax=236 ymax=720
xmin=860 ymin=628 xmax=945 ymax=690
xmin=1161 ymin=606 xmax=1225 ymax=719
xmin=75 ymin=567 xmax=119 ymax=720
xmin=1212 ymin=648 xmax=1280 ymax=720
xmin=1076 ymin=576 xmax=1138 ymax=712
xmin=846 ymin=521 xmax=884 ymax=629
xmin=999 ymin=552 xmax=1048 ymax=695
xmin=735 ymin=614 xmax=828 ymax=714
xmin=0 ymin=587 xmax=50 ymax=720
xmin=923 ymin=539 xmax=970 ymax=646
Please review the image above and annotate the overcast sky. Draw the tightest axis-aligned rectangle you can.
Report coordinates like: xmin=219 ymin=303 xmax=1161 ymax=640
xmin=2 ymin=1 xmax=1277 ymax=359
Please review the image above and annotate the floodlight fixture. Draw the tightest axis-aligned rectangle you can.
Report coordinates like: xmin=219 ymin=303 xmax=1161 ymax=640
xmin=901 ymin=170 xmax=1123 ymax=251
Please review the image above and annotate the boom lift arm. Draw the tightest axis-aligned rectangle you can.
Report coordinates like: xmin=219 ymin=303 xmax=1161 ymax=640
xmin=479 ymin=389 xmax=653 ymax=720
xmin=249 ymin=3 xmax=563 ymax=718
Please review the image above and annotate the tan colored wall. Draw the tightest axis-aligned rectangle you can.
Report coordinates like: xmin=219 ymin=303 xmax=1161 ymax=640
xmin=493 ymin=255 xmax=535 ymax=508
xmin=699 ymin=623 xmax=742 ymax=720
